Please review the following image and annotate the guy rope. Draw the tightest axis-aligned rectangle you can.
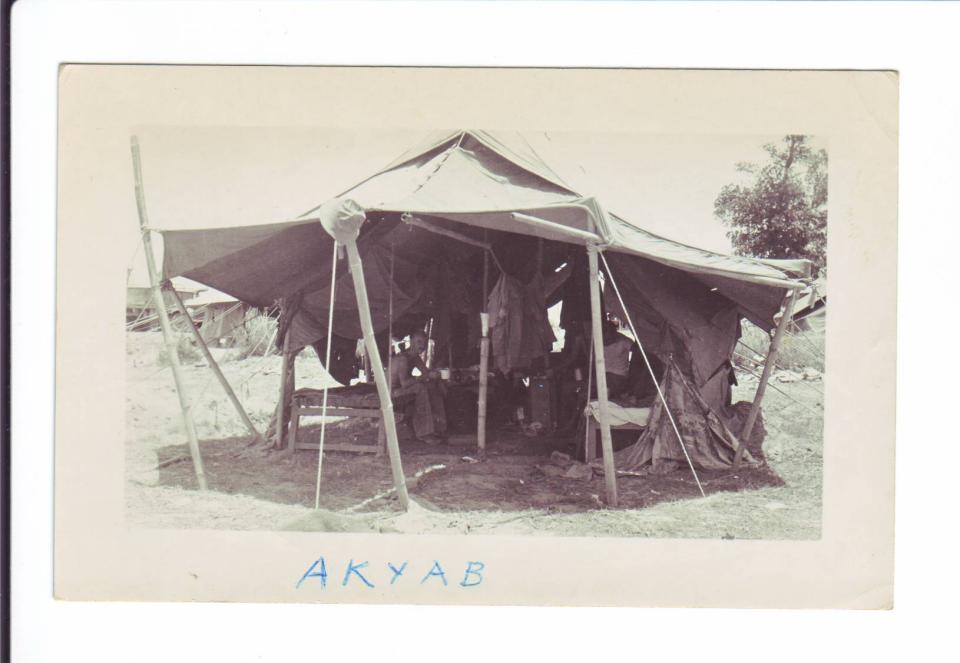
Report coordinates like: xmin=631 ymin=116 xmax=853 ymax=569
xmin=599 ymin=251 xmax=706 ymax=498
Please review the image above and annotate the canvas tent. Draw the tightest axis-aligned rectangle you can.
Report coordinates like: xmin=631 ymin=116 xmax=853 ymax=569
xmin=153 ymin=130 xmax=811 ymax=505
xmin=185 ymin=286 xmax=260 ymax=345
xmin=791 ymin=276 xmax=827 ymax=331
xmin=126 ymin=277 xmax=205 ymax=331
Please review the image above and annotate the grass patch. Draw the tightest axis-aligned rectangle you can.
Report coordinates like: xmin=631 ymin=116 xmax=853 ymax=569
xmin=228 ymin=313 xmax=278 ymax=361
xmin=737 ymin=321 xmax=825 ymax=372
xmin=156 ymin=334 xmax=203 ymax=366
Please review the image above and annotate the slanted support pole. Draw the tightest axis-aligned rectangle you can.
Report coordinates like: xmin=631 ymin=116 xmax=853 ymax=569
xmin=734 ymin=288 xmax=800 ymax=468
xmin=344 ymin=240 xmax=410 ymax=510
xmin=130 ymin=136 xmax=207 ymax=490
xmin=587 ymin=244 xmax=618 ymax=507
xmin=477 ymin=240 xmax=490 ymax=457
xmin=168 ymin=286 xmax=264 ymax=444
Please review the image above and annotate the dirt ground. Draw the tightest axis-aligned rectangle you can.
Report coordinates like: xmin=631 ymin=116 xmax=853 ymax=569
xmin=126 ymin=331 xmax=824 ymax=539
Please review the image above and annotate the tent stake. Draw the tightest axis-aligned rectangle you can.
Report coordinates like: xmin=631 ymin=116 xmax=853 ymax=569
xmin=168 ymin=286 xmax=264 ymax=445
xmin=477 ymin=239 xmax=490 ymax=457
xmin=587 ymin=245 xmax=618 ymax=507
xmin=344 ymin=240 xmax=410 ymax=510
xmin=129 ymin=136 xmax=207 ymax=490
xmin=734 ymin=288 xmax=800 ymax=468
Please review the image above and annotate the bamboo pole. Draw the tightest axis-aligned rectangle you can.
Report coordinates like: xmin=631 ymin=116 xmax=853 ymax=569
xmin=129 ymin=136 xmax=207 ymax=490
xmin=734 ymin=288 xmax=800 ymax=468
xmin=402 ymin=214 xmax=491 ymax=251
xmin=387 ymin=246 xmax=395 ymax=394
xmin=168 ymin=287 xmax=264 ymax=444
xmin=383 ymin=245 xmax=395 ymax=457
xmin=511 ymin=212 xmax=601 ymax=244
xmin=344 ymin=240 xmax=410 ymax=510
xmin=275 ymin=328 xmax=291 ymax=449
xmin=582 ymin=339 xmax=594 ymax=460
xmin=477 ymin=239 xmax=490 ymax=457
xmin=587 ymin=245 xmax=618 ymax=506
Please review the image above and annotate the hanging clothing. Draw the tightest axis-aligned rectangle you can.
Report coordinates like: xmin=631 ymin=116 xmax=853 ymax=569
xmin=487 ymin=273 xmax=556 ymax=374
xmin=558 ymin=251 xmax=597 ymax=330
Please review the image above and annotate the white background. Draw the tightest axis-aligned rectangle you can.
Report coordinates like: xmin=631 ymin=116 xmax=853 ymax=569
xmin=11 ymin=1 xmax=958 ymax=661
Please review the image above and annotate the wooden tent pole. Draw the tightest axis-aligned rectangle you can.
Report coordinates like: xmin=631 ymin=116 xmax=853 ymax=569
xmin=344 ymin=240 xmax=410 ymax=510
xmin=168 ymin=287 xmax=263 ymax=444
xmin=477 ymin=239 xmax=491 ymax=457
xmin=275 ymin=326 xmax=291 ymax=449
xmin=387 ymin=246 xmax=395 ymax=395
xmin=129 ymin=136 xmax=207 ymax=490
xmin=383 ymin=245 xmax=394 ymax=457
xmin=587 ymin=245 xmax=618 ymax=507
xmin=734 ymin=288 xmax=800 ymax=468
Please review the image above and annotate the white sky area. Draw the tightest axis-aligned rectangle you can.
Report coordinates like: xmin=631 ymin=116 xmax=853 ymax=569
xmin=126 ymin=128 xmax=794 ymax=287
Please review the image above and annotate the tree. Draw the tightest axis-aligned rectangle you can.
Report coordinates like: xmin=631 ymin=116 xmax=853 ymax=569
xmin=714 ymin=135 xmax=827 ymax=274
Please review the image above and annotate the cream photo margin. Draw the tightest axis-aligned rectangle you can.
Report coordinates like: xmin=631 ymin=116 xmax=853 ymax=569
xmin=14 ymin=1 xmax=951 ymax=661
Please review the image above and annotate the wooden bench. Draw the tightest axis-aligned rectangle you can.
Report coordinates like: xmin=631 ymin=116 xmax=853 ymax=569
xmin=287 ymin=385 xmax=421 ymax=454
xmin=288 ymin=386 xmax=387 ymax=455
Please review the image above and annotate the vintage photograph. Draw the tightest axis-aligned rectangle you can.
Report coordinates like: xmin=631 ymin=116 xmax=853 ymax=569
xmin=124 ymin=125 xmax=827 ymax=539
xmin=53 ymin=65 xmax=894 ymax=607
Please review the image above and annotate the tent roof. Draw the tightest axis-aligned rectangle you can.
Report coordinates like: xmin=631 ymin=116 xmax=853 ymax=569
xmin=161 ymin=130 xmax=809 ymax=325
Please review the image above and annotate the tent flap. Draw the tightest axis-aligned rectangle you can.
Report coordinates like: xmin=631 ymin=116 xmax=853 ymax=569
xmin=161 ymin=219 xmax=333 ymax=306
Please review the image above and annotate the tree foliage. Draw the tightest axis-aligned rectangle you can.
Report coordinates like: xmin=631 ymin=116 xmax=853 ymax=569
xmin=714 ymin=136 xmax=827 ymax=274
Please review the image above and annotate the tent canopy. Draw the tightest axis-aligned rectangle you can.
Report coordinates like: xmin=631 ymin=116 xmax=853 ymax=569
xmin=157 ymin=129 xmax=812 ymax=474
xmin=162 ymin=130 xmax=809 ymax=331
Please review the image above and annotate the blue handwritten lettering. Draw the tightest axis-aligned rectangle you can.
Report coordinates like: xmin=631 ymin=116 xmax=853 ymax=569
xmin=421 ymin=560 xmax=448 ymax=586
xmin=342 ymin=559 xmax=375 ymax=588
xmin=296 ymin=558 xmax=328 ymax=589
xmin=388 ymin=561 xmax=408 ymax=585
xmin=459 ymin=561 xmax=485 ymax=587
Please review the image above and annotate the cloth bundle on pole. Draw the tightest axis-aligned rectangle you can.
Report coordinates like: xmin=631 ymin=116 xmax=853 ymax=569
xmin=318 ymin=198 xmax=410 ymax=509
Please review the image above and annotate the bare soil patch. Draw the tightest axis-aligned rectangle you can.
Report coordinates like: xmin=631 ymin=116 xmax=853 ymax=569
xmin=127 ymin=330 xmax=823 ymax=538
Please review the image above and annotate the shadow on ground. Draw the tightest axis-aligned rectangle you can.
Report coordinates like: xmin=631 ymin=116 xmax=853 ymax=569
xmin=156 ymin=422 xmax=785 ymax=515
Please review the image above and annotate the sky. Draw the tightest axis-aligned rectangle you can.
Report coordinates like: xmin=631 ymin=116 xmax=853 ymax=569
xmin=126 ymin=127 xmax=785 ymax=286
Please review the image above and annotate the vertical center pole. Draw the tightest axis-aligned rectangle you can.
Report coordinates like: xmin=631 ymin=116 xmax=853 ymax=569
xmin=344 ymin=240 xmax=410 ymax=510
xmin=275 ymin=325 xmax=291 ymax=449
xmin=734 ymin=287 xmax=800 ymax=468
xmin=387 ymin=245 xmax=395 ymax=396
xmin=587 ymin=244 xmax=618 ymax=507
xmin=477 ymin=238 xmax=491 ymax=457
xmin=129 ymin=136 xmax=207 ymax=491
